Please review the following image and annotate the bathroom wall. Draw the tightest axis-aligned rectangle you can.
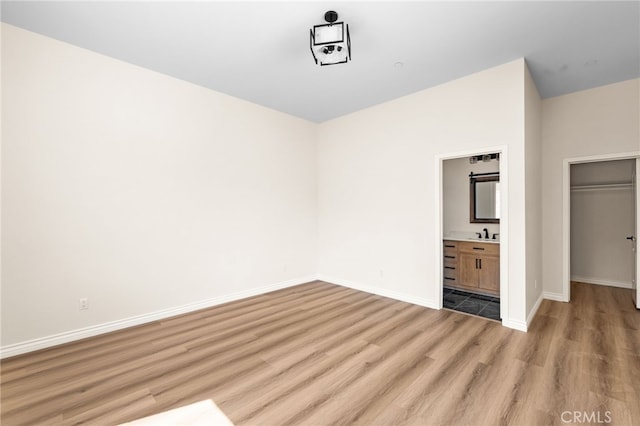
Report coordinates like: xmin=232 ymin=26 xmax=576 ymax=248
xmin=443 ymin=156 xmax=500 ymax=238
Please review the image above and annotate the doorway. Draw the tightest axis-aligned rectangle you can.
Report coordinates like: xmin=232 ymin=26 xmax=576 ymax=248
xmin=436 ymin=148 xmax=508 ymax=323
xmin=563 ymin=153 xmax=640 ymax=307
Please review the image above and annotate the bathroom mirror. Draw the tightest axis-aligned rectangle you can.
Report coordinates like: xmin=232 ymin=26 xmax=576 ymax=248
xmin=470 ymin=173 xmax=500 ymax=223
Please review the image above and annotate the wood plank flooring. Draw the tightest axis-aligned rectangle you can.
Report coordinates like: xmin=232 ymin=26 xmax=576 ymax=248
xmin=1 ymin=281 xmax=639 ymax=425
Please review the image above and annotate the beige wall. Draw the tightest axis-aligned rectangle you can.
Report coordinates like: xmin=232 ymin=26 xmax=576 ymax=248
xmin=524 ymin=64 xmax=543 ymax=316
xmin=541 ymin=79 xmax=640 ymax=298
xmin=1 ymin=24 xmax=318 ymax=348
xmin=317 ymin=59 xmax=529 ymax=328
xmin=5 ymin=20 xmax=635 ymax=352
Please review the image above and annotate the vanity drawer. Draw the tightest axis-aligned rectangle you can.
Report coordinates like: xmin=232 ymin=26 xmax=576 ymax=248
xmin=443 ymin=264 xmax=457 ymax=280
xmin=458 ymin=241 xmax=499 ymax=256
xmin=444 ymin=257 xmax=457 ymax=269
xmin=443 ymin=271 xmax=458 ymax=284
xmin=443 ymin=241 xmax=458 ymax=251
xmin=443 ymin=241 xmax=458 ymax=259
xmin=443 ymin=253 xmax=457 ymax=264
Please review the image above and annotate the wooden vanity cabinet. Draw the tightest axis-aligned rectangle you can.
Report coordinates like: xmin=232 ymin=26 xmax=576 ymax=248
xmin=443 ymin=240 xmax=500 ymax=296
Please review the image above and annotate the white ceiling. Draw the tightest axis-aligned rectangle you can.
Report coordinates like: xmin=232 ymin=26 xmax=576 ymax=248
xmin=2 ymin=1 xmax=639 ymax=123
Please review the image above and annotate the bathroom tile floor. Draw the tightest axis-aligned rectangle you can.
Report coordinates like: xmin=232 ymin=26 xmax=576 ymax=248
xmin=443 ymin=287 xmax=500 ymax=321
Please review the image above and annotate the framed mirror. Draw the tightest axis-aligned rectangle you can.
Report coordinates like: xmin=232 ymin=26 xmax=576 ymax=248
xmin=470 ymin=172 xmax=500 ymax=223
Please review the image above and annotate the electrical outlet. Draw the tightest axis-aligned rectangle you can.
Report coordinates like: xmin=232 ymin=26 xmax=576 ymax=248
xmin=79 ymin=298 xmax=89 ymax=310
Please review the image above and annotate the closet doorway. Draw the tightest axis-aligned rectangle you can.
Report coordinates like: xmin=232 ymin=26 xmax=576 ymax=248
xmin=568 ymin=157 xmax=639 ymax=308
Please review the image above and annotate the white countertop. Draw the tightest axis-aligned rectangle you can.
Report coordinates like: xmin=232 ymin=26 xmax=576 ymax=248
xmin=444 ymin=237 xmax=500 ymax=244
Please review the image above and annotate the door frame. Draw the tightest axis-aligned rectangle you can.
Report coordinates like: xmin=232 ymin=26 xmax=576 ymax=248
xmin=434 ymin=145 xmax=509 ymax=324
xmin=561 ymin=151 xmax=640 ymax=302
xmin=635 ymin=158 xmax=640 ymax=309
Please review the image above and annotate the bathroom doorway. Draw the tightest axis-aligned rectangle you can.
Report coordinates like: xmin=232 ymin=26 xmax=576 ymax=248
xmin=437 ymin=150 xmax=505 ymax=322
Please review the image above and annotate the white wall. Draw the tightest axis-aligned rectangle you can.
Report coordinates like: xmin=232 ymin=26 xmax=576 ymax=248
xmin=570 ymin=187 xmax=634 ymax=287
xmin=541 ymin=79 xmax=640 ymax=298
xmin=1 ymin=24 xmax=318 ymax=348
xmin=8 ymin=20 xmax=633 ymax=352
xmin=443 ymin=157 xmax=499 ymax=237
xmin=317 ymin=59 xmax=529 ymax=327
xmin=524 ymin=64 xmax=543 ymax=316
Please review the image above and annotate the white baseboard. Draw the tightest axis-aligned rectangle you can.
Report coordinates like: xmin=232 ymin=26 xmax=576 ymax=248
xmin=317 ymin=274 xmax=438 ymax=310
xmin=571 ymin=276 xmax=633 ymax=289
xmin=525 ymin=292 xmax=544 ymax=330
xmin=501 ymin=318 xmax=528 ymax=332
xmin=0 ymin=275 xmax=318 ymax=359
xmin=543 ymin=291 xmax=567 ymax=302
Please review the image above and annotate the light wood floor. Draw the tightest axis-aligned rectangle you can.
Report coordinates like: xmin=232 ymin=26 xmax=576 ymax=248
xmin=1 ymin=281 xmax=639 ymax=425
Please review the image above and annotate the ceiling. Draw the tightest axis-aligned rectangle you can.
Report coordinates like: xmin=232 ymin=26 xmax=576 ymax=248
xmin=2 ymin=1 xmax=639 ymax=123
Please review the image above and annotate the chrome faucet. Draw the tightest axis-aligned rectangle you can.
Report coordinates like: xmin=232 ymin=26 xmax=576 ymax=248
xmin=483 ymin=228 xmax=489 ymax=239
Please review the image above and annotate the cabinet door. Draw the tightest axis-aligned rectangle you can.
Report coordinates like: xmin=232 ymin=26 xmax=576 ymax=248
xmin=478 ymin=255 xmax=500 ymax=293
xmin=458 ymin=252 xmax=479 ymax=289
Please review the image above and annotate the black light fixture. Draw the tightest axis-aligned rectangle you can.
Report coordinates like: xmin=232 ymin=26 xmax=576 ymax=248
xmin=310 ymin=11 xmax=351 ymax=66
xmin=469 ymin=153 xmax=499 ymax=164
